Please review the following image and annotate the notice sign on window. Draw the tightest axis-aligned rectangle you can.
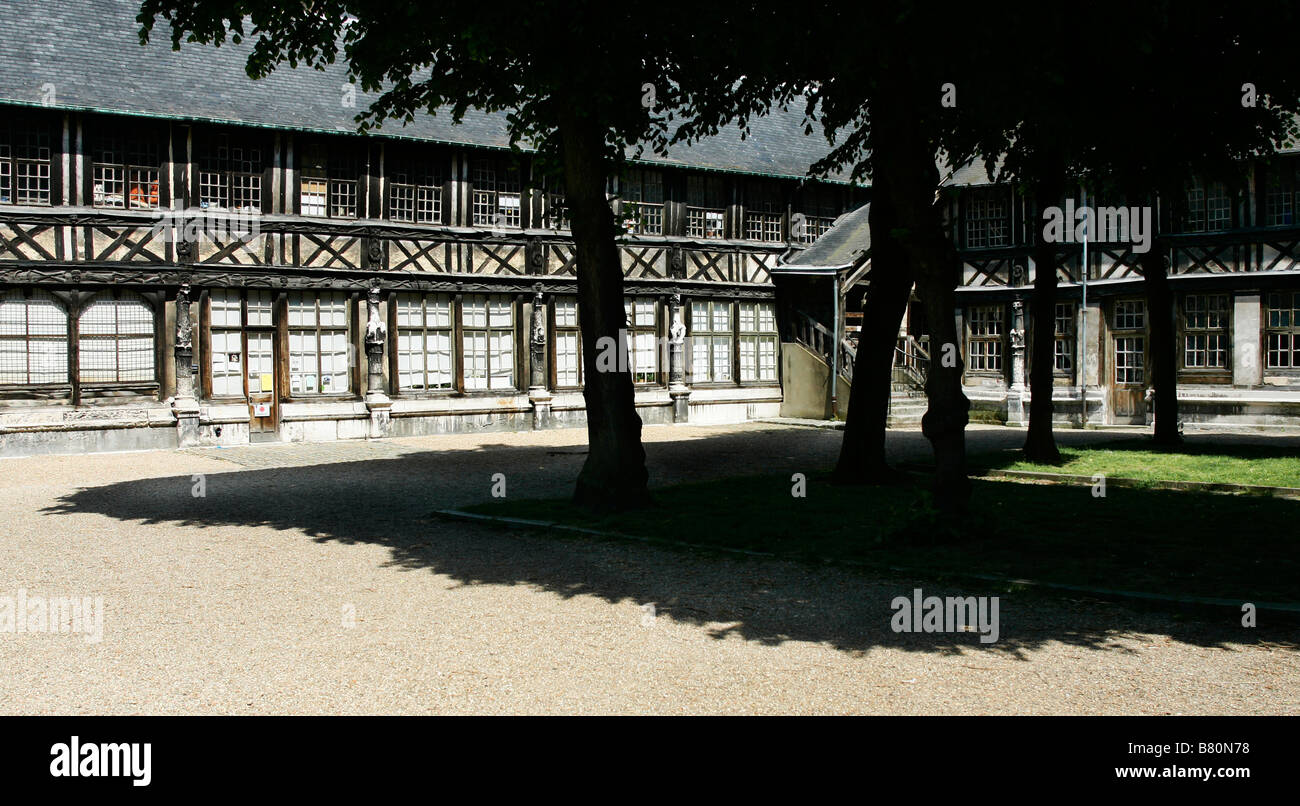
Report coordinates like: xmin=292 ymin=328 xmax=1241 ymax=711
xmin=260 ymin=373 xmax=273 ymax=392
xmin=253 ymin=402 xmax=271 ymax=418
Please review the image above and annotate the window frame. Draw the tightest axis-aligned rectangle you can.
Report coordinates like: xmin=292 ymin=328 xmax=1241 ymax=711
xmin=550 ymin=296 xmax=583 ymax=390
xmin=743 ymin=182 xmax=784 ymax=243
xmin=0 ymin=116 xmax=55 ymax=207
xmin=621 ymin=168 xmax=665 ymax=235
xmin=964 ymin=189 xmax=1011 ymax=250
xmin=1179 ymin=293 xmax=1231 ymax=376
xmin=965 ymin=304 xmax=1005 ymax=375
xmin=386 ymin=147 xmax=446 ymax=226
xmin=686 ymin=175 xmax=727 ymax=240
xmin=623 ymin=296 xmax=660 ymax=385
xmin=460 ymin=294 xmax=517 ymax=392
xmin=1265 ymin=290 xmax=1300 ymax=371
xmin=738 ymin=301 xmax=779 ymax=383
xmin=76 ymin=291 xmax=158 ymax=386
xmin=196 ymin=130 xmax=266 ymax=214
xmin=470 ymin=158 xmax=523 ymax=229
xmin=689 ymin=298 xmax=735 ymax=384
xmin=205 ymin=288 xmax=275 ymax=400
xmin=91 ymin=129 xmax=162 ymax=211
xmin=1112 ymin=298 xmax=1147 ymax=386
xmin=0 ymin=289 xmax=69 ymax=386
xmin=298 ymin=140 xmax=360 ymax=219
xmin=285 ymin=290 xmax=352 ymax=397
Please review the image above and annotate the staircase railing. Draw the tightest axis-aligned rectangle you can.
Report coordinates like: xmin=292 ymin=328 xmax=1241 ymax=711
xmin=893 ymin=335 xmax=929 ymax=390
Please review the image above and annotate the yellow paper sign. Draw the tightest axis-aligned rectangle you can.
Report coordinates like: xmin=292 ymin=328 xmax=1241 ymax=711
xmin=260 ymin=373 xmax=273 ymax=392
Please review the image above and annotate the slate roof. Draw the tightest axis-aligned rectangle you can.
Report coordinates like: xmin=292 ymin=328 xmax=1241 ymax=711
xmin=0 ymin=0 xmax=853 ymax=182
xmin=779 ymin=202 xmax=871 ymax=268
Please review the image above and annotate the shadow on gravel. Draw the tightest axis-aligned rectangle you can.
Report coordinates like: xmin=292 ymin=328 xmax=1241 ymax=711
xmin=41 ymin=426 xmax=1300 ymax=659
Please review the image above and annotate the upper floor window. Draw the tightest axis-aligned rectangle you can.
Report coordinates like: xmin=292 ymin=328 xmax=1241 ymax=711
xmin=795 ymin=184 xmax=841 ymax=244
xmin=300 ymin=142 xmax=358 ymax=219
xmin=93 ymin=133 xmax=160 ymax=210
xmin=686 ymin=175 xmax=726 ymax=239
xmin=965 ymin=189 xmax=1010 ymax=249
xmin=1265 ymin=164 xmax=1298 ymax=227
xmin=471 ymin=158 xmax=522 ymax=228
xmin=621 ymin=168 xmax=664 ymax=235
xmin=1182 ymin=294 xmax=1229 ymax=370
xmin=0 ymin=120 xmax=53 ymax=206
xmin=545 ymin=179 xmax=570 ymax=231
xmin=966 ymin=305 xmax=1004 ymax=372
xmin=388 ymin=150 xmax=444 ymax=224
xmin=744 ymin=182 xmax=784 ymax=243
xmin=1266 ymin=291 xmax=1300 ymax=369
xmin=78 ymin=293 xmax=155 ymax=383
xmin=1185 ymin=179 xmax=1230 ymax=233
xmin=198 ymin=132 xmax=263 ymax=213
xmin=0 ymin=290 xmax=67 ymax=385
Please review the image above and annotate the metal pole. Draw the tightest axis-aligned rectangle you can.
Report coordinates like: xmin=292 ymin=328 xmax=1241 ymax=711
xmin=830 ymin=273 xmax=840 ymax=418
xmin=1080 ymin=187 xmax=1089 ymax=427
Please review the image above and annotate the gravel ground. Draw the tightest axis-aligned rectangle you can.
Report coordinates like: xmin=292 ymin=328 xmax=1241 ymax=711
xmin=1 ymin=422 xmax=1296 ymax=715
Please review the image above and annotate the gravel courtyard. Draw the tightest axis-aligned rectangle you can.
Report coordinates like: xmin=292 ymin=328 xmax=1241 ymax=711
xmin=1 ymin=422 xmax=1296 ymax=715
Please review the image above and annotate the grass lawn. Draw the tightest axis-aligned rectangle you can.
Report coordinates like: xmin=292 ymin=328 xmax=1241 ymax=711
xmin=464 ymin=472 xmax=1300 ymax=604
xmin=973 ymin=440 xmax=1300 ymax=488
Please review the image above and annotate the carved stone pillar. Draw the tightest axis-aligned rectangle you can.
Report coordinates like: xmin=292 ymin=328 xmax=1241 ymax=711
xmin=528 ymin=285 xmax=553 ymax=429
xmin=363 ymin=285 xmax=392 ymax=438
xmin=667 ymin=291 xmax=690 ymax=423
xmin=1006 ymin=298 xmax=1028 ymax=426
xmin=172 ymin=284 xmax=201 ymax=446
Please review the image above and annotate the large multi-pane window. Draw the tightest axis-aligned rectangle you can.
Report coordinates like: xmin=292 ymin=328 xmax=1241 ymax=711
xmin=0 ymin=121 xmax=53 ymax=206
xmin=78 ymin=293 xmax=155 ymax=383
xmin=744 ymin=182 xmax=783 ymax=242
xmin=545 ymin=179 xmax=570 ymax=231
xmin=739 ymin=302 xmax=778 ymax=382
xmin=1053 ymin=302 xmax=1075 ymax=373
xmin=553 ymin=298 xmax=582 ymax=388
xmin=621 ymin=168 xmax=664 ymax=235
xmin=690 ymin=299 xmax=732 ymax=383
xmin=965 ymin=190 xmax=1010 ymax=249
xmin=0 ymin=290 xmax=67 ymax=384
xmin=967 ymin=305 xmax=1004 ymax=372
xmin=92 ymin=133 xmax=159 ymax=210
xmin=1265 ymin=165 xmax=1298 ymax=227
xmin=299 ymin=142 xmax=358 ymax=218
xmin=394 ymin=294 xmax=454 ymax=392
xmin=287 ymin=291 xmax=349 ymax=395
xmin=471 ymin=159 xmax=522 ymax=228
xmin=1185 ymin=179 xmax=1231 ymax=232
xmin=208 ymin=289 xmax=273 ymax=397
xmin=388 ymin=152 xmax=443 ymax=224
xmin=1266 ymin=291 xmax=1300 ymax=369
xmin=1182 ymin=294 xmax=1229 ymax=370
xmin=794 ymin=184 xmax=839 ymax=244
xmin=1113 ymin=299 xmax=1146 ymax=384
xmin=623 ymin=297 xmax=658 ymax=384
xmin=462 ymin=294 xmax=515 ymax=390
xmin=686 ymin=175 xmax=726 ymax=239
xmin=198 ymin=132 xmax=263 ymax=212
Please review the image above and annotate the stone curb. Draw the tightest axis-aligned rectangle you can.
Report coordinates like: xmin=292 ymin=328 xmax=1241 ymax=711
xmin=433 ymin=508 xmax=1300 ymax=617
xmin=976 ymin=468 xmax=1300 ymax=499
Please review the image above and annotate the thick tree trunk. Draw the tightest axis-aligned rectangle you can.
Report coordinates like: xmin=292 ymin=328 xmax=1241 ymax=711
xmin=1023 ymin=171 xmax=1064 ymax=462
xmin=1142 ymin=244 xmax=1182 ymax=446
xmin=832 ymin=174 xmax=914 ymax=485
xmin=558 ymin=110 xmax=651 ymax=509
xmin=872 ymin=93 xmax=971 ymax=518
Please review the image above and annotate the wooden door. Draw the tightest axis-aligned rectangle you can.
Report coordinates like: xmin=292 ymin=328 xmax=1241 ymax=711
xmin=246 ymin=329 xmax=278 ymax=439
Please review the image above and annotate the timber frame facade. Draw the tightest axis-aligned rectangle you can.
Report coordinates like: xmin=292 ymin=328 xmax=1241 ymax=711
xmin=0 ymin=104 xmax=862 ymax=455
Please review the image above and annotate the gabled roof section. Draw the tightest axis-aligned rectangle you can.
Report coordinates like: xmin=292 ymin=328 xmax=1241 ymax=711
xmin=0 ymin=0 xmax=853 ymax=182
xmin=777 ymin=202 xmax=871 ymax=271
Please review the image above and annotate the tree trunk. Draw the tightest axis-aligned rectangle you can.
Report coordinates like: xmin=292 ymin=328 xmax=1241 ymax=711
xmin=558 ymin=109 xmax=651 ymax=509
xmin=1023 ymin=171 xmax=1064 ymax=462
xmin=872 ymin=93 xmax=971 ymax=518
xmin=1142 ymin=244 xmax=1182 ymax=446
xmin=833 ymin=173 xmax=914 ymax=484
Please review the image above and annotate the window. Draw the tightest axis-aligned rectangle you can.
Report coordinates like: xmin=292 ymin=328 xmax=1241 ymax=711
xmin=1265 ymin=165 xmax=1298 ymax=227
xmin=300 ymin=142 xmax=358 ymax=218
xmin=1113 ymin=299 xmax=1145 ymax=384
xmin=198 ymin=132 xmax=263 ymax=212
xmin=553 ymin=298 xmax=582 ymax=388
xmin=388 ymin=152 xmax=443 ymax=224
xmin=78 ymin=293 xmax=155 ymax=383
xmin=1053 ymin=302 xmax=1075 ymax=373
xmin=1185 ymin=179 xmax=1230 ymax=232
xmin=287 ymin=291 xmax=349 ymax=395
xmin=1183 ymin=294 xmax=1229 ymax=370
xmin=623 ymin=297 xmax=658 ymax=384
xmin=794 ymin=184 xmax=840 ymax=244
xmin=462 ymin=294 xmax=515 ymax=390
xmin=621 ymin=168 xmax=664 ymax=235
xmin=690 ymin=299 xmax=732 ymax=383
xmin=471 ymin=159 xmax=522 ymax=228
xmin=965 ymin=190 xmax=1010 ymax=249
xmin=545 ymin=179 xmax=570 ymax=231
xmin=208 ymin=289 xmax=273 ymax=397
xmin=395 ymin=294 xmax=454 ymax=392
xmin=744 ymin=182 xmax=783 ymax=242
xmin=0 ymin=290 xmax=67 ymax=384
xmin=1266 ymin=291 xmax=1300 ymax=369
xmin=967 ymin=305 xmax=1003 ymax=372
xmin=686 ymin=175 xmax=726 ymax=239
xmin=92 ymin=134 xmax=159 ymax=210
xmin=739 ymin=302 xmax=778 ymax=381
xmin=0 ymin=121 xmax=53 ymax=206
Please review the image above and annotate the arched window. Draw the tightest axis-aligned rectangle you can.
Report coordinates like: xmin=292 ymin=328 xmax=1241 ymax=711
xmin=78 ymin=293 xmax=155 ymax=383
xmin=0 ymin=290 xmax=68 ymax=384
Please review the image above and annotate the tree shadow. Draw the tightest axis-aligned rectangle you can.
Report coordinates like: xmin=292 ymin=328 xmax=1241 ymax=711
xmin=39 ymin=427 xmax=1299 ymax=660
